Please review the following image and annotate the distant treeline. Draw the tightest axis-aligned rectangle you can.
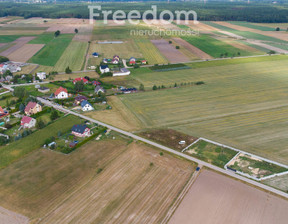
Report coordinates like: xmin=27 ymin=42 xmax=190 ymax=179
xmin=0 ymin=2 xmax=288 ymax=23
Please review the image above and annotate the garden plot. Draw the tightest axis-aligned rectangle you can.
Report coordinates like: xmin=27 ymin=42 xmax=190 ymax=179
xmin=226 ymin=153 xmax=288 ymax=180
xmin=151 ymin=39 xmax=190 ymax=63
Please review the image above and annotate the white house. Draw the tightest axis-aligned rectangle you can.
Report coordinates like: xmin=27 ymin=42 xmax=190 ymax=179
xmin=36 ymin=72 xmax=46 ymax=80
xmin=55 ymin=87 xmax=68 ymax=99
xmin=21 ymin=116 xmax=36 ymax=129
xmin=100 ymin=65 xmax=110 ymax=74
xmin=81 ymin=100 xmax=94 ymax=111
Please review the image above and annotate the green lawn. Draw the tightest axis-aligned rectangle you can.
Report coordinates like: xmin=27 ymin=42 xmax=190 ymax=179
xmin=185 ymin=140 xmax=238 ymax=168
xmin=0 ymin=115 xmax=82 ymax=169
xmin=28 ymin=34 xmax=74 ymax=66
xmin=119 ymin=56 xmax=288 ymax=164
xmin=182 ymin=34 xmax=257 ymax=58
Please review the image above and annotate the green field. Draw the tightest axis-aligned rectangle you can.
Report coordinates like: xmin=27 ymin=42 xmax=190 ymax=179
xmin=53 ymin=41 xmax=88 ymax=72
xmin=28 ymin=32 xmax=55 ymax=44
xmin=185 ymin=140 xmax=238 ymax=168
xmin=29 ymin=33 xmax=74 ymax=66
xmin=119 ymin=56 xmax=288 ymax=164
xmin=135 ymin=38 xmax=168 ymax=64
xmin=0 ymin=115 xmax=82 ymax=169
xmin=227 ymin=21 xmax=282 ymax=31
xmin=0 ymin=35 xmax=22 ymax=43
xmin=182 ymin=35 xmax=257 ymax=58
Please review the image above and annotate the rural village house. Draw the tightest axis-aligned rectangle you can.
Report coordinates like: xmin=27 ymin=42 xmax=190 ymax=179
xmin=55 ymin=87 xmax=68 ymax=99
xmin=113 ymin=68 xmax=131 ymax=77
xmin=100 ymin=65 xmax=110 ymax=74
xmin=36 ymin=72 xmax=46 ymax=80
xmin=24 ymin=102 xmax=42 ymax=116
xmin=21 ymin=116 xmax=36 ymax=129
xmin=95 ymin=86 xmax=105 ymax=95
xmin=92 ymin=52 xmax=99 ymax=58
xmin=74 ymin=95 xmax=87 ymax=105
xmin=81 ymin=100 xmax=94 ymax=111
xmin=73 ymin=77 xmax=89 ymax=85
xmin=71 ymin=124 xmax=91 ymax=137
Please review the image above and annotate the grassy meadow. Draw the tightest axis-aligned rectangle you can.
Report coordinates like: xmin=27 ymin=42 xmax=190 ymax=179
xmin=0 ymin=115 xmax=82 ymax=170
xmin=118 ymin=55 xmax=288 ymax=164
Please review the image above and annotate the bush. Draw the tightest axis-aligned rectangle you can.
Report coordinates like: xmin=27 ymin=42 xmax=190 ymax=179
xmin=0 ymin=56 xmax=9 ymax=63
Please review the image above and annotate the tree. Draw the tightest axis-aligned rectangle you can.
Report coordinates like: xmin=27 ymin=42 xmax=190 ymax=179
xmin=74 ymin=81 xmax=84 ymax=92
xmin=19 ymin=103 xmax=25 ymax=113
xmin=0 ymin=56 xmax=9 ymax=63
xmin=152 ymin=85 xmax=157 ymax=91
xmin=176 ymin=46 xmax=180 ymax=49
xmin=54 ymin=30 xmax=61 ymax=37
xmin=276 ymin=27 xmax=280 ymax=31
xmin=50 ymin=110 xmax=59 ymax=121
xmin=169 ymin=40 xmax=172 ymax=44
xmin=174 ymin=83 xmax=177 ymax=87
xmin=36 ymin=118 xmax=45 ymax=129
xmin=75 ymin=28 xmax=78 ymax=33
xmin=14 ymin=87 xmax=28 ymax=99
xmin=65 ymin=66 xmax=72 ymax=74
xmin=3 ymin=70 xmax=12 ymax=78
xmin=139 ymin=83 xmax=145 ymax=91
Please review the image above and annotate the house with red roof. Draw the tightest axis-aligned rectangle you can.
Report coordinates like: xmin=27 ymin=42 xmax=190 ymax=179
xmin=24 ymin=102 xmax=42 ymax=116
xmin=21 ymin=116 xmax=36 ymax=129
xmin=55 ymin=87 xmax=68 ymax=99
xmin=73 ymin=77 xmax=89 ymax=85
xmin=0 ymin=106 xmax=9 ymax=118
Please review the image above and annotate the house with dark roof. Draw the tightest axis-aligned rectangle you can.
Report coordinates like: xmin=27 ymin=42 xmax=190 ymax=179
xmin=81 ymin=100 xmax=94 ymax=111
xmin=92 ymin=52 xmax=99 ymax=58
xmin=21 ymin=116 xmax=36 ymax=129
xmin=74 ymin=95 xmax=87 ymax=105
xmin=71 ymin=124 xmax=91 ymax=137
xmin=24 ymin=102 xmax=42 ymax=116
xmin=55 ymin=87 xmax=68 ymax=99
xmin=95 ymin=86 xmax=105 ymax=95
xmin=100 ymin=65 xmax=110 ymax=74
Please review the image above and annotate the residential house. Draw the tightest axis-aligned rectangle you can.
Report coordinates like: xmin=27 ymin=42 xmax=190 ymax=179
xmin=129 ymin=57 xmax=136 ymax=65
xmin=102 ymin=58 xmax=108 ymax=64
xmin=141 ymin=60 xmax=147 ymax=65
xmin=21 ymin=116 xmax=36 ymax=129
xmin=36 ymin=72 xmax=46 ymax=80
xmin=55 ymin=87 xmax=68 ymax=99
xmin=112 ymin=55 xmax=120 ymax=64
xmin=100 ymin=65 xmax=110 ymax=74
xmin=73 ymin=77 xmax=89 ymax=84
xmin=24 ymin=102 xmax=42 ymax=116
xmin=81 ymin=100 xmax=94 ymax=111
xmin=92 ymin=52 xmax=99 ymax=58
xmin=38 ymin=86 xmax=50 ymax=93
xmin=74 ymin=95 xmax=87 ymax=105
xmin=92 ymin=81 xmax=101 ymax=86
xmin=95 ymin=85 xmax=105 ymax=95
xmin=0 ymin=106 xmax=9 ymax=118
xmin=71 ymin=124 xmax=91 ymax=137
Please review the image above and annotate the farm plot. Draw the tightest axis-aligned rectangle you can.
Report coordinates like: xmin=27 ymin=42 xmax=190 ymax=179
xmin=0 ymin=115 xmax=81 ymax=170
xmin=52 ymin=41 xmax=88 ymax=72
xmin=0 ymin=206 xmax=29 ymax=224
xmin=120 ymin=57 xmax=288 ymax=164
xmin=0 ymin=35 xmax=23 ymax=43
xmin=0 ymin=139 xmax=194 ymax=222
xmin=184 ymin=140 xmax=238 ymax=168
xmin=151 ymin=39 xmax=190 ymax=63
xmin=29 ymin=34 xmax=73 ymax=66
xmin=263 ymin=174 xmax=288 ymax=192
xmin=0 ymin=36 xmax=35 ymax=57
xmin=0 ymin=27 xmax=46 ymax=35
xmin=228 ymin=21 xmax=281 ymax=31
xmin=135 ymin=38 xmax=168 ymax=64
xmin=172 ymin=37 xmax=212 ymax=59
xmin=169 ymin=170 xmax=288 ymax=224
xmin=182 ymin=34 xmax=260 ymax=58
xmin=227 ymin=153 xmax=288 ymax=179
xmin=7 ymin=44 xmax=44 ymax=62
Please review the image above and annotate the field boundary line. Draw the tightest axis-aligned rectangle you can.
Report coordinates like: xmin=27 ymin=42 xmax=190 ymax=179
xmin=260 ymin=170 xmax=288 ymax=181
xmin=181 ymin=138 xmax=201 ymax=152
xmin=160 ymin=167 xmax=202 ymax=224
xmin=224 ymin=151 xmax=241 ymax=170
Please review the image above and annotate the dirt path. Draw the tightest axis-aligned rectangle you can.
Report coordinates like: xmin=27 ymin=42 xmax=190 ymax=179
xmin=0 ymin=206 xmax=29 ymax=224
xmin=172 ymin=38 xmax=213 ymax=59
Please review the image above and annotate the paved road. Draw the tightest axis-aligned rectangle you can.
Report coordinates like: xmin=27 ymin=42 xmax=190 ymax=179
xmin=35 ymin=97 xmax=288 ymax=199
